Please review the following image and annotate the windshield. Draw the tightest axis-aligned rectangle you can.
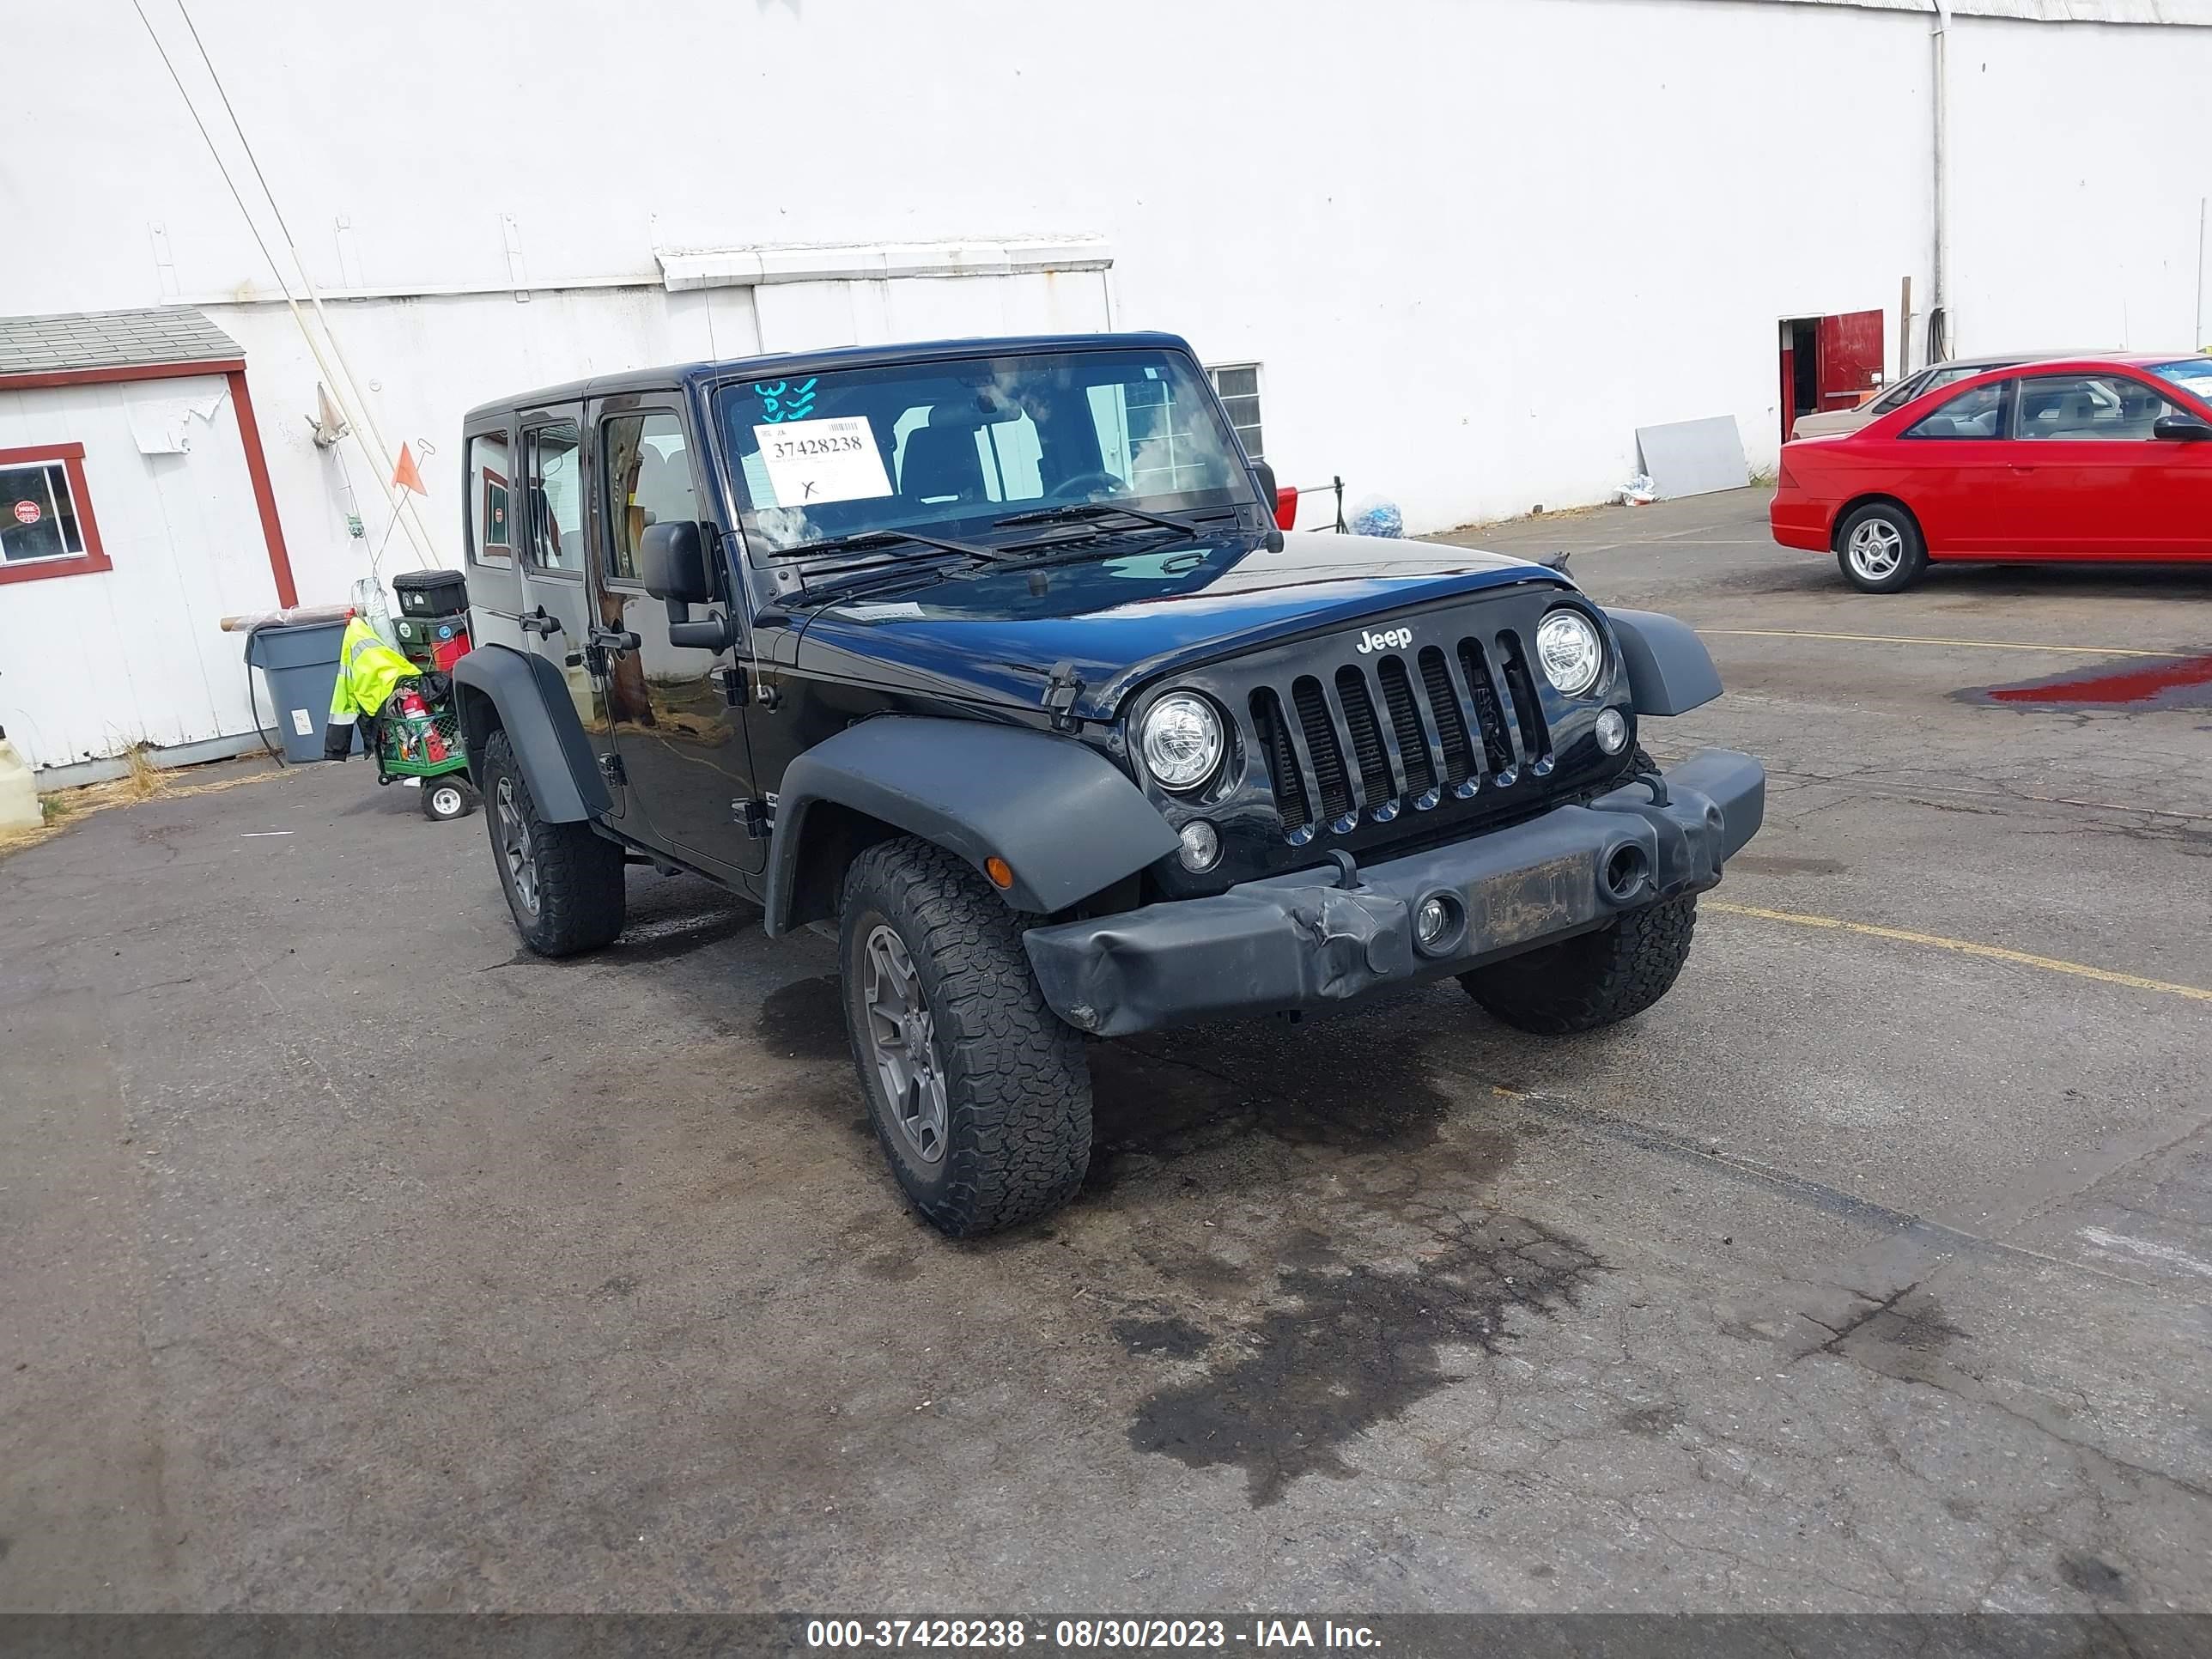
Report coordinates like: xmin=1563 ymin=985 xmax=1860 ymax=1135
xmin=716 ymin=347 xmax=1256 ymax=556
xmin=2147 ymin=357 xmax=2212 ymax=404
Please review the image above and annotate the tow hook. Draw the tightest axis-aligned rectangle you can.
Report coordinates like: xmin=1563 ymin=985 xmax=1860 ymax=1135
xmin=1042 ymin=661 xmax=1085 ymax=732
xmin=1326 ymin=848 xmax=1361 ymax=890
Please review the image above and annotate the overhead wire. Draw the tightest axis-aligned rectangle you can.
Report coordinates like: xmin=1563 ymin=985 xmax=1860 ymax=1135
xmin=131 ymin=0 xmax=436 ymax=571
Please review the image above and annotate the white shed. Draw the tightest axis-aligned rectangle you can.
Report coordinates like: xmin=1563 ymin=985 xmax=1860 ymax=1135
xmin=0 ymin=309 xmax=298 ymax=781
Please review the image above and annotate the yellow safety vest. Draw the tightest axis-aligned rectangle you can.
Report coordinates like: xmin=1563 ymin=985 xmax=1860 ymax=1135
xmin=328 ymin=616 xmax=422 ymax=721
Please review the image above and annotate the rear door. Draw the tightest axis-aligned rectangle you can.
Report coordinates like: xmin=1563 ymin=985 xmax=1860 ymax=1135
xmin=588 ymin=392 xmax=766 ymax=876
xmin=2004 ymin=369 xmax=2212 ymax=557
xmin=515 ymin=406 xmax=618 ymax=775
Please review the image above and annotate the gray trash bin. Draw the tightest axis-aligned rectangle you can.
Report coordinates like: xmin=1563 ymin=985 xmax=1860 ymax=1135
xmin=246 ymin=618 xmax=359 ymax=763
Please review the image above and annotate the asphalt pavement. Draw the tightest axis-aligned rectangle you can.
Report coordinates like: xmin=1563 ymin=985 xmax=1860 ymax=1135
xmin=3 ymin=489 xmax=2209 ymax=1614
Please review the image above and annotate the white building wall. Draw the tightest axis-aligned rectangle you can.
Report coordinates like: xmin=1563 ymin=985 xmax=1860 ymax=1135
xmin=1 ymin=0 xmax=2207 ymax=604
xmin=0 ymin=376 xmax=282 ymax=769
xmin=1945 ymin=15 xmax=2210 ymax=356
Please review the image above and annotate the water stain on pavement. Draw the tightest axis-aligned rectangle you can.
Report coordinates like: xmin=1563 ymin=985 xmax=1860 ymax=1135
xmin=757 ymin=973 xmax=848 ymax=1060
xmin=1085 ymin=996 xmax=1462 ymax=1189
xmin=1126 ymin=1212 xmax=1602 ymax=1505
xmin=1964 ymin=653 xmax=2212 ymax=712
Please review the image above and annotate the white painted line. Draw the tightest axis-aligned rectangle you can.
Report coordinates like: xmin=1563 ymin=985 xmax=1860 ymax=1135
xmin=240 ymin=831 xmax=294 ymax=838
xmin=2078 ymin=1226 xmax=2212 ymax=1280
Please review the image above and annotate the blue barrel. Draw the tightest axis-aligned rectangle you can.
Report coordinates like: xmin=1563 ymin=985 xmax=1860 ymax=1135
xmin=246 ymin=619 xmax=359 ymax=763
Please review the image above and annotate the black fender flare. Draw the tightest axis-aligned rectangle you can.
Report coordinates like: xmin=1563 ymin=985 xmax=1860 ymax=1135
xmin=449 ymin=644 xmax=611 ymax=823
xmin=1603 ymin=609 xmax=1723 ymax=716
xmin=763 ymin=716 xmax=1181 ymax=937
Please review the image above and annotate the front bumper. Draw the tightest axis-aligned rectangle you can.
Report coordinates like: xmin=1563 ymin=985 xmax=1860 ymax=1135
xmin=1023 ymin=748 xmax=1765 ymax=1037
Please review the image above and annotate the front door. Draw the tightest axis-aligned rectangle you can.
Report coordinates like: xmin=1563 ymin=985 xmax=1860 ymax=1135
xmin=587 ymin=393 xmax=766 ymax=876
xmin=2003 ymin=369 xmax=2212 ymax=558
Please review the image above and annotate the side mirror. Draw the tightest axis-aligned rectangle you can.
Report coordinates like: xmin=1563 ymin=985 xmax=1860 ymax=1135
xmin=1251 ymin=460 xmax=1297 ymax=532
xmin=640 ymin=520 xmax=714 ymax=606
xmin=2153 ymin=414 xmax=2212 ymax=442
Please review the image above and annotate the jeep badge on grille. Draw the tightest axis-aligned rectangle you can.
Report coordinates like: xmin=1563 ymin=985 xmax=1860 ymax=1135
xmin=1356 ymin=626 xmax=1413 ymax=653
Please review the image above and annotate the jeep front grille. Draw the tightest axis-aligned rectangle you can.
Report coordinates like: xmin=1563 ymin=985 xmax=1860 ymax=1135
xmin=1248 ymin=627 xmax=1554 ymax=842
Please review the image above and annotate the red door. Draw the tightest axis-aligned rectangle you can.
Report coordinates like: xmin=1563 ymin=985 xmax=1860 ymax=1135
xmin=1850 ymin=376 xmax=2017 ymax=556
xmin=1817 ymin=311 xmax=1886 ymax=411
xmin=2002 ymin=369 xmax=2212 ymax=557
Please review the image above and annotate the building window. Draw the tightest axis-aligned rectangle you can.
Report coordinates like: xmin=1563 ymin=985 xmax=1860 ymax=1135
xmin=1208 ymin=363 xmax=1264 ymax=460
xmin=0 ymin=443 xmax=110 ymax=586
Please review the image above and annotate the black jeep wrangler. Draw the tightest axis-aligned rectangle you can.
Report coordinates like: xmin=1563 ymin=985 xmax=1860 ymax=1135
xmin=452 ymin=333 xmax=1763 ymax=1236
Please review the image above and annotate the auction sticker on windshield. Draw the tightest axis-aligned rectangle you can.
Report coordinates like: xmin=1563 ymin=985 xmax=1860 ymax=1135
xmin=753 ymin=416 xmax=891 ymax=506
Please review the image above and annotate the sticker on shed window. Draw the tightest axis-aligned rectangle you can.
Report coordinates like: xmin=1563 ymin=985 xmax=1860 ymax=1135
xmin=752 ymin=416 xmax=891 ymax=506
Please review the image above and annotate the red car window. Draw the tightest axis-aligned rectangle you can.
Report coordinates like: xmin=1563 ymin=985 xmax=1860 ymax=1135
xmin=2015 ymin=373 xmax=2179 ymax=441
xmin=1900 ymin=380 xmax=2009 ymax=441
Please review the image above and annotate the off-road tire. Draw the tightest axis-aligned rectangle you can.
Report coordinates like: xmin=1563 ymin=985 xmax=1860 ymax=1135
xmin=1460 ymin=893 xmax=1698 ymax=1035
xmin=1834 ymin=501 xmax=1927 ymax=593
xmin=839 ymin=836 xmax=1091 ymax=1237
xmin=481 ymin=728 xmax=625 ymax=957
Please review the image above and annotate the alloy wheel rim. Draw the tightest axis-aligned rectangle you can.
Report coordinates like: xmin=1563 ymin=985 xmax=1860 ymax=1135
xmin=862 ymin=923 xmax=948 ymax=1165
xmin=495 ymin=777 xmax=538 ymax=915
xmin=1848 ymin=519 xmax=1904 ymax=581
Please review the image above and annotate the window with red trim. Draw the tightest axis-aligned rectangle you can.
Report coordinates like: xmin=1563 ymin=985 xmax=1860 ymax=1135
xmin=0 ymin=444 xmax=109 ymax=584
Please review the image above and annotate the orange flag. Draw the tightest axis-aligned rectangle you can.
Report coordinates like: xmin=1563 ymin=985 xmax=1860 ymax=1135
xmin=392 ymin=442 xmax=428 ymax=496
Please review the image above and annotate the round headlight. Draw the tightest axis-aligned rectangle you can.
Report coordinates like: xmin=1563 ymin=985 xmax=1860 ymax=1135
xmin=1139 ymin=693 xmax=1224 ymax=791
xmin=1534 ymin=610 xmax=1605 ymax=696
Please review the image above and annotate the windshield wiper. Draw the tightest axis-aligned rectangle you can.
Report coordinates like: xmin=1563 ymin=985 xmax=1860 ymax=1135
xmin=775 ymin=526 xmax=1008 ymax=562
xmin=990 ymin=501 xmax=1199 ymax=537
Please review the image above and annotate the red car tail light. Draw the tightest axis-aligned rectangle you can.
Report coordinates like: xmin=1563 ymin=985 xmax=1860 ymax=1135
xmin=1273 ymin=485 xmax=1298 ymax=532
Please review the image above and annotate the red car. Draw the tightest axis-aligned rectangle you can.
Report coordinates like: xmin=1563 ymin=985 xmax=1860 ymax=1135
xmin=1771 ymin=355 xmax=2212 ymax=592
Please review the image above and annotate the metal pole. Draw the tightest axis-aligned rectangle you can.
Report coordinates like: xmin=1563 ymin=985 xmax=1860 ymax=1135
xmin=1930 ymin=1 xmax=1952 ymax=362
xmin=1899 ymin=275 xmax=1912 ymax=379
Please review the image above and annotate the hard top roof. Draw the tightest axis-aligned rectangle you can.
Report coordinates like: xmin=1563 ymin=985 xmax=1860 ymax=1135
xmin=464 ymin=331 xmax=1198 ymax=425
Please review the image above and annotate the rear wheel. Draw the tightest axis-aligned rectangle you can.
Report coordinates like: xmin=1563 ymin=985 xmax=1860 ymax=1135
xmin=839 ymin=837 xmax=1091 ymax=1237
xmin=481 ymin=729 xmax=625 ymax=956
xmin=1835 ymin=501 xmax=1926 ymax=593
xmin=1461 ymin=894 xmax=1698 ymax=1035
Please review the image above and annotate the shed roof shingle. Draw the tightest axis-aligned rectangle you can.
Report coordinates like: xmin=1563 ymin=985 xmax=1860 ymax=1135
xmin=0 ymin=308 xmax=241 ymax=377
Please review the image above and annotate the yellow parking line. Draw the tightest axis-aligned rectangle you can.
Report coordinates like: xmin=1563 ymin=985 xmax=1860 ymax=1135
xmin=1706 ymin=900 xmax=2212 ymax=1005
xmin=1698 ymin=629 xmax=2190 ymax=658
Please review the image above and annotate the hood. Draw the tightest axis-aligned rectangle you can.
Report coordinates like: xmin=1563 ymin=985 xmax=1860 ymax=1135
xmin=789 ymin=529 xmax=1572 ymax=722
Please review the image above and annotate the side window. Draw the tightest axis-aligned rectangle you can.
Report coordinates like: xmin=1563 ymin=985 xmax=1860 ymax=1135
xmin=2015 ymin=373 xmax=2177 ymax=442
xmin=603 ymin=412 xmax=696 ymax=580
xmin=1902 ymin=380 xmax=2008 ymax=441
xmin=524 ymin=422 xmax=582 ymax=572
xmin=467 ymin=431 xmax=512 ymax=565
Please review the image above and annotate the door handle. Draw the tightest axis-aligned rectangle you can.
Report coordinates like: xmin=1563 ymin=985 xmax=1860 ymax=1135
xmin=588 ymin=629 xmax=641 ymax=654
xmin=518 ymin=606 xmax=562 ymax=637
xmin=2008 ymin=464 xmax=2039 ymax=474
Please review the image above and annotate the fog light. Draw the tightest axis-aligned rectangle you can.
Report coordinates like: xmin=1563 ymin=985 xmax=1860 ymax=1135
xmin=1414 ymin=892 xmax=1461 ymax=955
xmin=1595 ymin=708 xmax=1628 ymax=755
xmin=1176 ymin=819 xmax=1221 ymax=872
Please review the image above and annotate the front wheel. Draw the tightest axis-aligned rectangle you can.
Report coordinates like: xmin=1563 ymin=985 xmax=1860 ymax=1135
xmin=1834 ymin=501 xmax=1926 ymax=593
xmin=839 ymin=836 xmax=1091 ymax=1237
xmin=481 ymin=729 xmax=625 ymax=956
xmin=1461 ymin=894 xmax=1698 ymax=1035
